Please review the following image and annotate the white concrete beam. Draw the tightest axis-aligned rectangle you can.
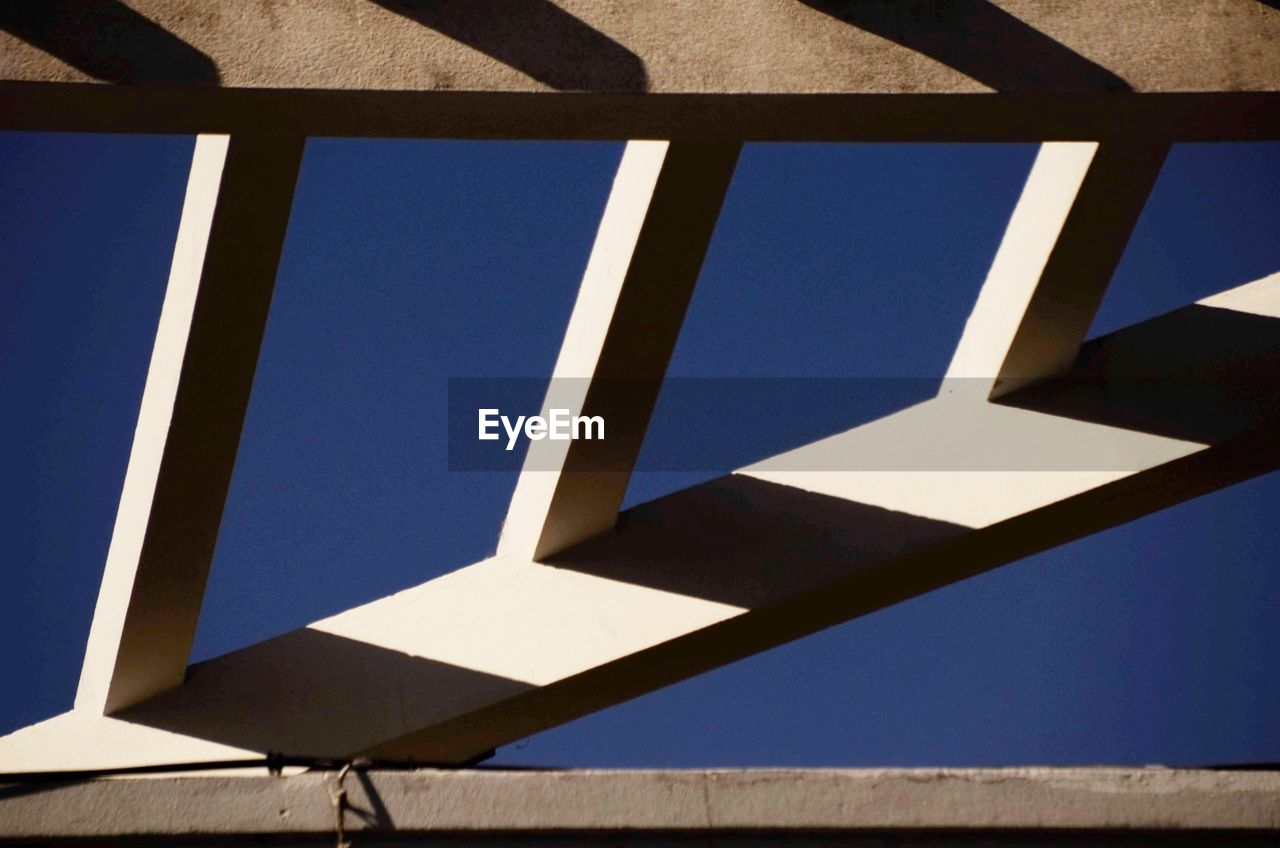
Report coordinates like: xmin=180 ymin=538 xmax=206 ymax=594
xmin=945 ymin=140 xmax=1169 ymax=398
xmin=14 ymin=273 xmax=1268 ymax=766
xmin=499 ymin=140 xmax=739 ymax=561
xmin=75 ymin=133 xmax=304 ymax=715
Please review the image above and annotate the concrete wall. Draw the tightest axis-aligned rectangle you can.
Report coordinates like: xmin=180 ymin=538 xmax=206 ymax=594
xmin=1 ymin=768 xmax=1278 ymax=844
xmin=1 ymin=1 xmax=1277 ymax=94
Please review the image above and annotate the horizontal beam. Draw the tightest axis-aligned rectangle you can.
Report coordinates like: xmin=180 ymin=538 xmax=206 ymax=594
xmin=2 ymin=1 xmax=1276 ymax=96
xmin=1 ymin=769 xmax=1278 ymax=842
xmin=2 ymin=86 xmax=1280 ymax=140
xmin=64 ymin=274 xmax=1276 ymax=764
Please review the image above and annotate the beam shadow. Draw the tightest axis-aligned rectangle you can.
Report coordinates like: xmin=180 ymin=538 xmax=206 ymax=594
xmin=115 ymin=298 xmax=1280 ymax=761
xmin=368 ymin=0 xmax=647 ymax=91
xmin=552 ymin=301 xmax=1280 ymax=606
xmin=799 ymin=0 xmax=1130 ymax=92
xmin=118 ymin=629 xmax=532 ymax=759
xmin=351 ymin=771 xmax=396 ymax=830
xmin=1000 ymin=304 xmax=1280 ymax=446
xmin=0 ymin=0 xmax=219 ymax=85
xmin=550 ymin=475 xmax=968 ymax=608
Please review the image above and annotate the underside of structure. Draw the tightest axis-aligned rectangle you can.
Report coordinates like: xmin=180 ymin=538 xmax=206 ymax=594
xmin=1 ymin=0 xmax=1278 ymax=842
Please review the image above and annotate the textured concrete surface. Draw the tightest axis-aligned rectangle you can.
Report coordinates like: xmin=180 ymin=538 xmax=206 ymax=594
xmin=3 ymin=1 xmax=1277 ymax=139
xmin=0 ymin=768 xmax=1278 ymax=841
xmin=1 ymin=0 xmax=1278 ymax=94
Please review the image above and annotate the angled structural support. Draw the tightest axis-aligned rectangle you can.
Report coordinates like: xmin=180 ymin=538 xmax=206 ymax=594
xmin=945 ymin=140 xmax=1169 ymax=397
xmin=1 ymin=0 xmax=1277 ymax=821
xmin=26 ymin=273 xmax=1266 ymax=766
xmin=499 ymin=139 xmax=739 ymax=560
xmin=7 ymin=115 xmax=1273 ymax=768
xmin=76 ymin=133 xmax=304 ymax=714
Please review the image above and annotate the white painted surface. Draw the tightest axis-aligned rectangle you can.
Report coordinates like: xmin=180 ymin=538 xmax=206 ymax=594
xmin=1200 ymin=270 xmax=1280 ymax=317
xmin=743 ymin=396 xmax=1203 ymax=528
xmin=0 ymin=708 xmax=254 ymax=773
xmin=310 ymin=555 xmax=744 ymax=687
xmin=943 ymin=142 xmax=1096 ymax=391
xmin=5 ymin=107 xmax=1275 ymax=777
xmin=75 ymin=136 xmax=230 ymax=713
xmin=8 ymin=271 xmax=1274 ymax=767
xmin=498 ymin=140 xmax=669 ymax=559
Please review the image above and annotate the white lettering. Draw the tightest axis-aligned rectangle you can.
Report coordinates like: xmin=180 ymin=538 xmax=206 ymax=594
xmin=478 ymin=408 xmax=500 ymax=441
xmin=480 ymin=408 xmax=606 ymax=450
xmin=574 ymin=414 xmax=604 ymax=440
xmin=549 ymin=408 xmax=571 ymax=439
xmin=502 ymin=414 xmax=526 ymax=451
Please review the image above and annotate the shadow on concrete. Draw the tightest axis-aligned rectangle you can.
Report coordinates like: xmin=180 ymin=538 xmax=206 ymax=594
xmin=550 ymin=475 xmax=967 ymax=608
xmin=119 ymin=629 xmax=531 ymax=759
xmin=798 ymin=0 xmax=1130 ymax=92
xmin=1001 ymin=304 xmax=1280 ymax=446
xmin=368 ymin=0 xmax=648 ymax=91
xmin=352 ymin=771 xmax=396 ymax=830
xmin=0 ymin=0 xmax=220 ymax=84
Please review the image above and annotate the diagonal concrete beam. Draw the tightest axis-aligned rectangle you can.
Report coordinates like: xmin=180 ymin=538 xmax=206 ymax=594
xmin=944 ymin=140 xmax=1169 ymax=399
xmin=75 ymin=133 xmax=304 ymax=715
xmin=499 ymin=140 xmax=740 ymax=561
xmin=26 ymin=273 xmax=1267 ymax=766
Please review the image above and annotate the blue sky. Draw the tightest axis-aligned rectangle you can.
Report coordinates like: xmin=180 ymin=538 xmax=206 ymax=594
xmin=1 ymin=132 xmax=1277 ymax=767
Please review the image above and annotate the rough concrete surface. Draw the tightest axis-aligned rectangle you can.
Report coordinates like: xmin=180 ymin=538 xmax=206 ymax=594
xmin=0 ymin=768 xmax=1278 ymax=841
xmin=0 ymin=0 xmax=1277 ymax=94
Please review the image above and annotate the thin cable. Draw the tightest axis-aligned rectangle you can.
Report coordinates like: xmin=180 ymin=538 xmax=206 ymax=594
xmin=329 ymin=761 xmax=353 ymax=848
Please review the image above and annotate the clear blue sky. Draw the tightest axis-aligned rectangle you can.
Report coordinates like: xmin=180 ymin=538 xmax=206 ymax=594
xmin=1 ymin=132 xmax=1278 ymax=767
